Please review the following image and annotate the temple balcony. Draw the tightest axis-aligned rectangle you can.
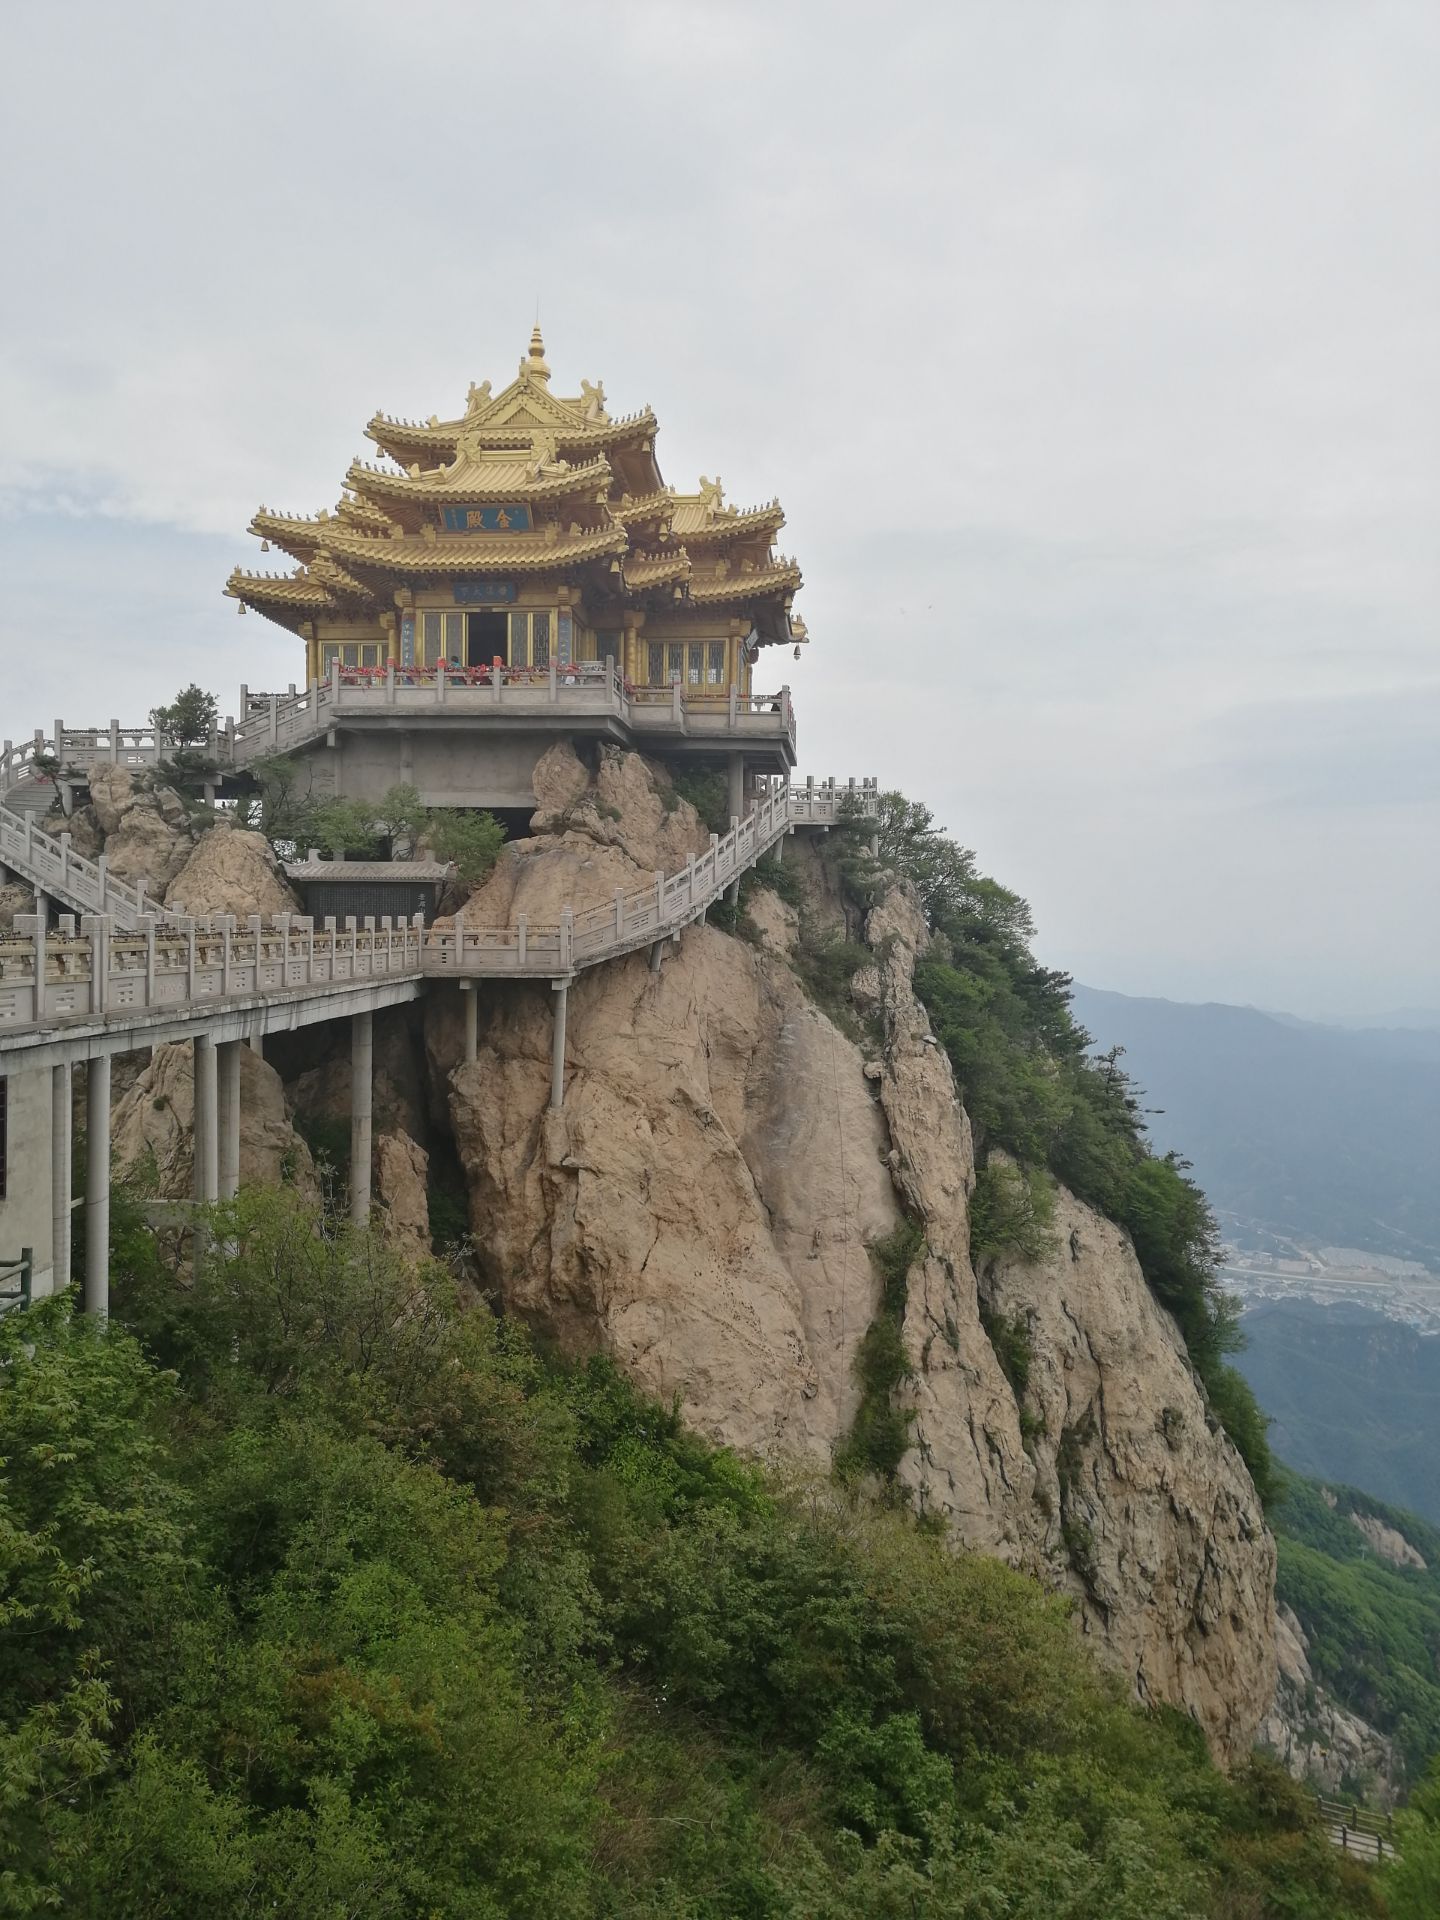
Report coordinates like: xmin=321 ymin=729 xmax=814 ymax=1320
xmin=226 ymin=659 xmax=798 ymax=780
xmin=4 ymin=662 xmax=800 ymax=822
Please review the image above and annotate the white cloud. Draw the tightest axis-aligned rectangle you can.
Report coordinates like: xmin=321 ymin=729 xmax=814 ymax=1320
xmin=0 ymin=0 xmax=1436 ymax=1014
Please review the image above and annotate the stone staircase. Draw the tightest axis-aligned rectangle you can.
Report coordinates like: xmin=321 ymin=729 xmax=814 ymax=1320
xmin=0 ymin=800 xmax=176 ymax=928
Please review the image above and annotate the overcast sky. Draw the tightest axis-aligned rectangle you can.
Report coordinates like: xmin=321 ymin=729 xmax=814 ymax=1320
xmin=2 ymin=0 xmax=1436 ymax=1018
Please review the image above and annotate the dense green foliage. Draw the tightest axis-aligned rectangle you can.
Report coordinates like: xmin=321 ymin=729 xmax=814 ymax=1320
xmin=836 ymin=1222 xmax=922 ymax=1484
xmin=1382 ymin=1757 xmax=1440 ymax=1916
xmin=235 ymin=758 xmax=504 ymax=886
xmin=1273 ymin=1474 xmax=1440 ymax=1785
xmin=149 ymin=681 xmax=219 ymax=747
xmin=845 ymin=794 xmax=1274 ymax=1505
xmin=969 ymin=1161 xmax=1056 ymax=1266
xmin=0 ymin=1197 xmax=1375 ymax=1917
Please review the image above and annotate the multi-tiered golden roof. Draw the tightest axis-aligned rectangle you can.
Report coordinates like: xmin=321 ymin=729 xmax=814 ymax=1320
xmin=226 ymin=329 xmax=807 ymax=695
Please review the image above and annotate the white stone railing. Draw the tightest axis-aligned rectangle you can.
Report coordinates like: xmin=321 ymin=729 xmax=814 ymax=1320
xmin=0 ymin=801 xmax=178 ymax=927
xmin=4 ymin=667 xmax=799 ymax=807
xmin=0 ymin=912 xmax=427 ymax=1029
xmin=424 ymin=776 xmax=874 ymax=978
xmin=0 ymin=777 xmax=877 ymax=1035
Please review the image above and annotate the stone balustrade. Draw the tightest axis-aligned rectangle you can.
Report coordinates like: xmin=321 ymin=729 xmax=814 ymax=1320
xmin=0 ymin=911 xmax=428 ymax=1029
xmin=0 ymin=777 xmax=877 ymax=1036
xmin=3 ymin=667 xmax=800 ymax=813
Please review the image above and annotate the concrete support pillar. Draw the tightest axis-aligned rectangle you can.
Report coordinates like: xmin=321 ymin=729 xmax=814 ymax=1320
xmin=350 ymin=1010 xmax=373 ymax=1226
xmin=34 ymin=889 xmax=49 ymax=932
xmin=193 ymin=1033 xmax=219 ymax=1204
xmin=773 ymin=832 xmax=784 ymax=865
xmin=725 ymin=879 xmax=740 ymax=907
xmin=462 ymin=983 xmax=478 ymax=1063
xmin=218 ymin=1040 xmax=243 ymax=1200
xmin=84 ymin=1054 xmax=110 ymax=1315
xmin=550 ymin=980 xmax=569 ymax=1110
xmin=727 ymin=751 xmax=745 ymax=822
xmin=648 ymin=938 xmax=664 ymax=973
xmin=51 ymin=1062 xmax=71 ymax=1292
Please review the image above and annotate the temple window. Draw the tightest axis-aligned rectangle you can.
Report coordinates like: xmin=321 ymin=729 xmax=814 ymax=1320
xmin=322 ymin=641 xmax=384 ymax=670
xmin=651 ymin=642 xmax=727 ymax=689
xmin=420 ymin=610 xmax=465 ymax=666
xmin=508 ymin=610 xmax=551 ymax=668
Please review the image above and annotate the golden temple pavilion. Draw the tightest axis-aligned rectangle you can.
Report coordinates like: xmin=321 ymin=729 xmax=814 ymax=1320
xmin=227 ymin=328 xmax=807 ymax=706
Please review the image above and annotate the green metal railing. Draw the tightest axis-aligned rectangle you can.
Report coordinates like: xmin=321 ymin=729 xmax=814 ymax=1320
xmin=0 ymin=1248 xmax=33 ymax=1315
xmin=1315 ymin=1794 xmax=1397 ymax=1862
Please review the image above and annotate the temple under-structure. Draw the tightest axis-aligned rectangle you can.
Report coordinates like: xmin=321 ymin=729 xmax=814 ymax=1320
xmin=224 ymin=330 xmax=808 ymax=812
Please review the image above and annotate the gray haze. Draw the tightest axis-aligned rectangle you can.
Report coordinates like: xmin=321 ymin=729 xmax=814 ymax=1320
xmin=2 ymin=0 xmax=1436 ymax=1016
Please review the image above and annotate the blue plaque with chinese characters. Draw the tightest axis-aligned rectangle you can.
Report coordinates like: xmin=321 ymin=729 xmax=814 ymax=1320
xmin=400 ymin=613 xmax=415 ymax=666
xmin=453 ymin=580 xmax=517 ymax=605
xmin=441 ymin=504 xmax=532 ymax=533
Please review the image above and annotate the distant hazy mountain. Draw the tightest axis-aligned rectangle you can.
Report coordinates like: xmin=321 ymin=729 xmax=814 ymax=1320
xmin=1326 ymin=1007 xmax=1440 ymax=1033
xmin=1068 ymin=984 xmax=1440 ymax=1269
xmin=1236 ymin=1301 xmax=1440 ymax=1526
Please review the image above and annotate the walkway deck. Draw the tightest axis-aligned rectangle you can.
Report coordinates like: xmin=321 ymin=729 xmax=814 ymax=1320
xmin=0 ymin=778 xmax=875 ymax=1058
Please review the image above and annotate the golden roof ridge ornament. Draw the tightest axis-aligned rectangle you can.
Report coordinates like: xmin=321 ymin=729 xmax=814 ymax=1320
xmin=521 ymin=323 xmax=550 ymax=384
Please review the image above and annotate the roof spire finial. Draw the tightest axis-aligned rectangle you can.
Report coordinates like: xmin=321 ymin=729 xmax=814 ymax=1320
xmin=524 ymin=314 xmax=550 ymax=384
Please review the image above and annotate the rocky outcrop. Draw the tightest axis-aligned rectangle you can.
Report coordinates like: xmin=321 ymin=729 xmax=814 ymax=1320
xmin=982 ymin=1180 xmax=1275 ymax=1761
xmin=855 ymin=887 xmax=1276 ymax=1762
xmin=374 ymin=1130 xmax=432 ymax=1265
xmin=45 ymin=764 xmax=298 ymax=919
xmin=745 ymin=885 xmax=799 ymax=957
xmin=79 ymin=765 xmax=198 ymax=895
xmin=529 ymin=740 xmax=713 ymax=875
xmin=422 ymin=753 xmax=1278 ymax=1763
xmin=438 ymin=925 xmax=897 ymax=1457
xmin=112 ymin=1041 xmax=317 ymax=1200
xmin=0 ymin=882 xmax=35 ymax=932
xmin=1258 ymin=1605 xmax=1397 ymax=1802
xmin=447 ymin=747 xmax=710 ymax=938
xmin=164 ymin=820 xmax=299 ymax=918
xmin=1349 ymin=1510 xmax=1426 ymax=1570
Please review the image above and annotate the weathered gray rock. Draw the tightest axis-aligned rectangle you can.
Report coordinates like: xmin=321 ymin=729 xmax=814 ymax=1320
xmin=1349 ymin=1509 xmax=1426 ymax=1570
xmin=112 ymin=1041 xmax=317 ymax=1200
xmin=1258 ymin=1604 xmax=1397 ymax=1803
xmin=0 ymin=882 xmax=35 ymax=932
xmin=862 ymin=884 xmax=1276 ymax=1764
xmin=374 ymin=1129 xmax=432 ymax=1265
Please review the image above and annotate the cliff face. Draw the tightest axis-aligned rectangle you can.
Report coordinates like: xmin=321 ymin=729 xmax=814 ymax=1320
xmin=426 ymin=750 xmax=1278 ymax=1764
xmin=79 ymin=746 xmax=1278 ymax=1762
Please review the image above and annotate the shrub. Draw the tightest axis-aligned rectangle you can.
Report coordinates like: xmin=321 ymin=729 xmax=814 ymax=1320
xmin=969 ymin=1161 xmax=1056 ymax=1266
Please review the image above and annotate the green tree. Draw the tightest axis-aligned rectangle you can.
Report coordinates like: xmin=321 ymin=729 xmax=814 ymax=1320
xmin=149 ymin=684 xmax=218 ymax=747
xmin=426 ymin=809 xmax=506 ymax=890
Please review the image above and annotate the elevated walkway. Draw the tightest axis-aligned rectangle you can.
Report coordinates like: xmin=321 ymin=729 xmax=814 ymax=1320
xmin=0 ymin=775 xmax=874 ymax=1323
xmin=0 ymin=777 xmax=875 ymax=1050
